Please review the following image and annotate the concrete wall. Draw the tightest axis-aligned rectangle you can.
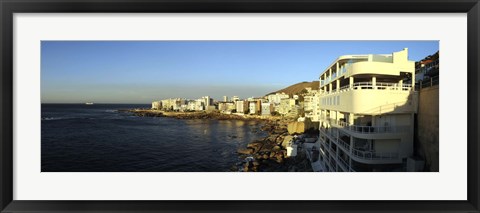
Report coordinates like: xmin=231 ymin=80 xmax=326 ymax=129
xmin=415 ymin=85 xmax=439 ymax=172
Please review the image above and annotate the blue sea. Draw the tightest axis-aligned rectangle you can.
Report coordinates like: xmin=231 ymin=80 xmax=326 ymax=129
xmin=41 ymin=104 xmax=267 ymax=172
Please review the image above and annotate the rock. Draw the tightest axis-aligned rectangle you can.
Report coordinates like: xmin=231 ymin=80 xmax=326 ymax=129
xmin=237 ymin=148 xmax=254 ymax=155
xmin=281 ymin=135 xmax=294 ymax=148
xmin=276 ymin=152 xmax=284 ymax=159
xmin=247 ymin=142 xmax=263 ymax=153
xmin=262 ymin=154 xmax=269 ymax=159
xmin=276 ymin=156 xmax=284 ymax=164
xmin=260 ymin=144 xmax=274 ymax=152
xmin=269 ymin=152 xmax=277 ymax=158
xmin=253 ymin=161 xmax=260 ymax=166
xmin=273 ymin=146 xmax=281 ymax=151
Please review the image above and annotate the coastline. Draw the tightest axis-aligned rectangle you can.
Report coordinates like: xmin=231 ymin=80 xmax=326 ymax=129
xmin=123 ymin=108 xmax=280 ymax=122
xmin=122 ymin=108 xmax=314 ymax=172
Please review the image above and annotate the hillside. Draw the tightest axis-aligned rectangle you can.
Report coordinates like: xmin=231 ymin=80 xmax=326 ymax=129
xmin=266 ymin=81 xmax=319 ymax=97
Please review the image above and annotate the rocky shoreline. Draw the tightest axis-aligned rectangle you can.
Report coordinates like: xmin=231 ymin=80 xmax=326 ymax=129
xmin=234 ymin=120 xmax=314 ymax=172
xmin=121 ymin=109 xmax=276 ymax=122
xmin=122 ymin=108 xmax=314 ymax=172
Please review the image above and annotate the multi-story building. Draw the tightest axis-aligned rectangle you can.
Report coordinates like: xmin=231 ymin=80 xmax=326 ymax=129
xmin=303 ymin=89 xmax=320 ymax=122
xmin=160 ymin=98 xmax=184 ymax=111
xmin=187 ymin=101 xmax=196 ymax=111
xmin=151 ymin=101 xmax=161 ymax=110
xmin=249 ymin=101 xmax=261 ymax=115
xmin=195 ymin=99 xmax=205 ymax=111
xmin=316 ymin=48 xmax=417 ymax=172
xmin=415 ymin=51 xmax=439 ymax=83
xmin=267 ymin=92 xmax=289 ymax=105
xmin=277 ymin=98 xmax=297 ymax=116
xmin=261 ymin=102 xmax=273 ymax=116
xmin=235 ymin=100 xmax=247 ymax=114
xmin=231 ymin=96 xmax=240 ymax=102
xmin=202 ymin=96 xmax=213 ymax=107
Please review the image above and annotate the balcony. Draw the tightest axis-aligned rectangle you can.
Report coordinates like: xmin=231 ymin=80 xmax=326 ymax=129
xmin=320 ymin=127 xmax=401 ymax=163
xmin=351 ymin=149 xmax=399 ymax=160
xmin=323 ymin=82 xmax=412 ymax=95
xmin=321 ymin=117 xmax=410 ymax=134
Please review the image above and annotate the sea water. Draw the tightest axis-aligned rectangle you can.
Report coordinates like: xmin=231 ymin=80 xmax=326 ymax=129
xmin=41 ymin=104 xmax=267 ymax=172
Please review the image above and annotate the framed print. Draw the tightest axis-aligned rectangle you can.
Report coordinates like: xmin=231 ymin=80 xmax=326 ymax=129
xmin=1 ymin=0 xmax=479 ymax=212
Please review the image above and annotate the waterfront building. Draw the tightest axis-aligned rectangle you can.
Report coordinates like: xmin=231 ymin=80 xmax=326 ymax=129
xmin=277 ymin=98 xmax=297 ymax=116
xmin=218 ymin=102 xmax=227 ymax=112
xmin=151 ymin=101 xmax=161 ymax=110
xmin=226 ymin=102 xmax=236 ymax=112
xmin=160 ymin=98 xmax=184 ymax=111
xmin=195 ymin=99 xmax=205 ymax=111
xmin=267 ymin=92 xmax=289 ymax=105
xmin=303 ymin=90 xmax=320 ymax=122
xmin=202 ymin=96 xmax=213 ymax=107
xmin=261 ymin=102 xmax=273 ymax=116
xmin=316 ymin=48 xmax=417 ymax=172
xmin=223 ymin=96 xmax=228 ymax=102
xmin=414 ymin=51 xmax=439 ymax=83
xmin=231 ymin=96 xmax=240 ymax=102
xmin=236 ymin=100 xmax=247 ymax=114
xmin=187 ymin=101 xmax=196 ymax=111
xmin=249 ymin=102 xmax=257 ymax=115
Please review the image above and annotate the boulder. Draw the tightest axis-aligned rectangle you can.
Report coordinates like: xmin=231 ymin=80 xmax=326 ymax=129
xmin=268 ymin=152 xmax=274 ymax=158
xmin=281 ymin=135 xmax=294 ymax=148
xmin=247 ymin=142 xmax=263 ymax=153
xmin=237 ymin=148 xmax=254 ymax=155
xmin=260 ymin=144 xmax=274 ymax=153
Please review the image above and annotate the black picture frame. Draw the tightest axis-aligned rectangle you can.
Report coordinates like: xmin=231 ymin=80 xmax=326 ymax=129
xmin=1 ymin=0 xmax=479 ymax=212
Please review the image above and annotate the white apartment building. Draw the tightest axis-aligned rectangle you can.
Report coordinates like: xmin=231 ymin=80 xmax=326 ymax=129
xmin=236 ymin=100 xmax=246 ymax=113
xmin=202 ymin=96 xmax=212 ymax=107
xmin=267 ymin=92 xmax=289 ymax=105
xmin=195 ymin=99 xmax=205 ymax=111
xmin=151 ymin=101 xmax=161 ymax=110
xmin=261 ymin=102 xmax=272 ymax=116
xmin=303 ymin=90 xmax=320 ymax=122
xmin=316 ymin=48 xmax=417 ymax=172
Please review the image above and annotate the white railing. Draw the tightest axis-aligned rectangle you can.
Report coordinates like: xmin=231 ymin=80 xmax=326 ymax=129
xmin=320 ymin=82 xmax=412 ymax=95
xmin=319 ymin=127 xmax=400 ymax=161
xmin=321 ymin=117 xmax=410 ymax=134
xmin=351 ymin=149 xmax=399 ymax=160
xmin=337 ymin=137 xmax=350 ymax=151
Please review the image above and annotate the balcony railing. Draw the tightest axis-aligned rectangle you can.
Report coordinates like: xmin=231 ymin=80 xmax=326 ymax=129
xmin=351 ymin=149 xmax=399 ymax=160
xmin=319 ymin=127 xmax=400 ymax=161
xmin=322 ymin=82 xmax=412 ymax=95
xmin=321 ymin=117 xmax=410 ymax=134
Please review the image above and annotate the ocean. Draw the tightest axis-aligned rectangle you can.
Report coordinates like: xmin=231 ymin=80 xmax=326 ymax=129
xmin=41 ymin=104 xmax=267 ymax=172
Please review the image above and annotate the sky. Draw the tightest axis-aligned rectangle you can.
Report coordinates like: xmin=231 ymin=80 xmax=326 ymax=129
xmin=41 ymin=41 xmax=439 ymax=104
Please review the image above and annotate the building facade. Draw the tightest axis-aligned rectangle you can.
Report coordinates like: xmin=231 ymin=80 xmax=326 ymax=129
xmin=151 ymin=101 xmax=161 ymax=110
xmin=316 ymin=48 xmax=417 ymax=172
xmin=267 ymin=92 xmax=289 ymax=105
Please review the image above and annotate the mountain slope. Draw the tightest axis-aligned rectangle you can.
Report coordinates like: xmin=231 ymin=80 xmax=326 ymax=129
xmin=267 ymin=81 xmax=319 ymax=97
